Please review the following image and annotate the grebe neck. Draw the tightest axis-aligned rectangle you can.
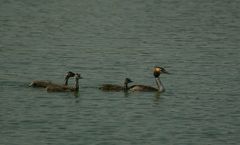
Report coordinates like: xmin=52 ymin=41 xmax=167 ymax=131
xmin=64 ymin=77 xmax=69 ymax=85
xmin=123 ymin=82 xmax=128 ymax=91
xmin=75 ymin=78 xmax=79 ymax=91
xmin=155 ymin=77 xmax=165 ymax=92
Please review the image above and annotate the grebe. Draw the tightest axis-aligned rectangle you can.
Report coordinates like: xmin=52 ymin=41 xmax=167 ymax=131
xmin=29 ymin=71 xmax=75 ymax=88
xmin=64 ymin=71 xmax=75 ymax=86
xmin=129 ymin=67 xmax=169 ymax=92
xmin=46 ymin=73 xmax=82 ymax=92
xmin=99 ymin=78 xmax=133 ymax=91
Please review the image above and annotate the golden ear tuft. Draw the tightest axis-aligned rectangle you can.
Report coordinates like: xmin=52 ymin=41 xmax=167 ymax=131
xmin=155 ymin=67 xmax=161 ymax=72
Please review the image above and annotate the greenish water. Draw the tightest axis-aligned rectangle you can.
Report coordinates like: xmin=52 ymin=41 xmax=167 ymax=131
xmin=0 ymin=0 xmax=239 ymax=145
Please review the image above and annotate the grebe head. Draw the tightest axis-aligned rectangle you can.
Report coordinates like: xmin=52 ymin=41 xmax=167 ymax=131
xmin=153 ymin=66 xmax=169 ymax=77
xmin=75 ymin=73 xmax=83 ymax=79
xmin=125 ymin=78 xmax=133 ymax=84
xmin=65 ymin=71 xmax=75 ymax=80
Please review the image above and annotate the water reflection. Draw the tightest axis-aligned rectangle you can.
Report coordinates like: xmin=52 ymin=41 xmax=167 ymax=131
xmin=73 ymin=91 xmax=79 ymax=98
xmin=153 ymin=92 xmax=162 ymax=104
xmin=124 ymin=91 xmax=130 ymax=97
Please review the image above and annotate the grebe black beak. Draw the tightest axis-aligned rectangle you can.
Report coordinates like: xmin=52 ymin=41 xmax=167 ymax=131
xmin=161 ymin=68 xmax=170 ymax=74
xmin=125 ymin=78 xmax=133 ymax=83
xmin=75 ymin=73 xmax=83 ymax=79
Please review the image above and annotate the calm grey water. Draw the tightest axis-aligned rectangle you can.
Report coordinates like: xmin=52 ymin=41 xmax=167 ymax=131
xmin=0 ymin=0 xmax=239 ymax=145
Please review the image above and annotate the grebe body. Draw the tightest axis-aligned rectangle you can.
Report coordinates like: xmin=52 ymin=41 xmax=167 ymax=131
xmin=99 ymin=78 xmax=133 ymax=91
xmin=29 ymin=71 xmax=75 ymax=88
xmin=46 ymin=73 xmax=82 ymax=92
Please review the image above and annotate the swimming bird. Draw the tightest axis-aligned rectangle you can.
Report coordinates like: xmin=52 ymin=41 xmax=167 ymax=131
xmin=129 ymin=67 xmax=169 ymax=92
xmin=64 ymin=71 xmax=75 ymax=86
xmin=29 ymin=71 xmax=75 ymax=88
xmin=99 ymin=78 xmax=133 ymax=92
xmin=46 ymin=73 xmax=82 ymax=92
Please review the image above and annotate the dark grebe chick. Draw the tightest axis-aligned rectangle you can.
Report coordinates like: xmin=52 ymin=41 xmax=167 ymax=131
xmin=129 ymin=66 xmax=169 ymax=92
xmin=46 ymin=73 xmax=82 ymax=92
xmin=99 ymin=78 xmax=133 ymax=92
xmin=29 ymin=71 xmax=75 ymax=88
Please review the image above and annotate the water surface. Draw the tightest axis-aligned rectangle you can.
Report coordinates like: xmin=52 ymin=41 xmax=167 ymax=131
xmin=0 ymin=0 xmax=239 ymax=145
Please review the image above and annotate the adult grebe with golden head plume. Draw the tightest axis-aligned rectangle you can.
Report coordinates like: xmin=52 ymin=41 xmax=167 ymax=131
xmin=129 ymin=66 xmax=169 ymax=92
xmin=99 ymin=78 xmax=133 ymax=92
